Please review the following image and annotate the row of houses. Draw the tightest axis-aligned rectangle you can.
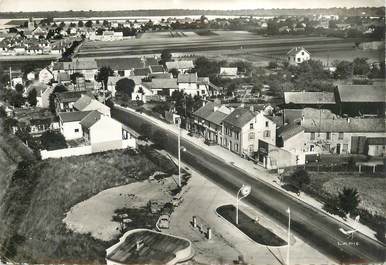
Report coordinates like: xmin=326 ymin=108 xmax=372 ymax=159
xmin=192 ymin=83 xmax=385 ymax=168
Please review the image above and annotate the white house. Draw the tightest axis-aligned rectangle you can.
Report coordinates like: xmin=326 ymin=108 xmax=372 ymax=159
xmin=165 ymin=60 xmax=194 ymax=73
xmin=59 ymin=111 xmax=92 ymax=140
xmin=219 ymin=67 xmax=238 ymax=79
xmin=27 ymin=71 xmax=36 ymax=81
xmin=73 ymin=94 xmax=111 ymax=116
xmin=177 ymin=72 xmax=210 ymax=97
xmin=39 ymin=67 xmax=54 ymax=84
xmin=80 ymin=111 xmax=126 ymax=152
xmin=287 ymin=47 xmax=311 ymax=65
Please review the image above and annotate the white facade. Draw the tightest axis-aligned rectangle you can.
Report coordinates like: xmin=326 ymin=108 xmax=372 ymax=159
xmin=61 ymin=121 xmax=83 ymax=140
xmin=86 ymin=116 xmax=122 ymax=145
xmin=39 ymin=68 xmax=54 ymax=84
xmin=288 ymin=47 xmax=311 ymax=65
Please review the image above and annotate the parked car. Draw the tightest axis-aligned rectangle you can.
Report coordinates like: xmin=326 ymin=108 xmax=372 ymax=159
xmin=172 ymin=195 xmax=184 ymax=207
xmin=157 ymin=214 xmax=170 ymax=229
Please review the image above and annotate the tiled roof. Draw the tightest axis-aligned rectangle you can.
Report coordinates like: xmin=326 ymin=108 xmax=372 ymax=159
xmin=96 ymin=57 xmax=144 ymax=70
xmin=143 ymin=78 xmax=178 ymax=90
xmin=367 ymin=137 xmax=386 ymax=145
xmin=58 ymin=111 xmax=92 ymax=123
xmin=177 ymin=73 xmax=198 ymax=83
xmin=58 ymin=72 xmax=71 ymax=82
xmin=337 ymin=85 xmax=385 ymax=103
xmin=277 ymin=123 xmax=304 ymax=140
xmin=222 ymin=107 xmax=256 ymax=129
xmin=150 ymin=73 xmax=172 ymax=79
xmin=80 ymin=110 xmax=102 ymax=129
xmin=150 ymin=65 xmax=164 ymax=73
xmin=193 ymin=102 xmax=215 ymax=119
xmin=287 ymin=47 xmax=310 ymax=56
xmin=73 ymin=94 xmax=93 ymax=111
xmin=133 ymin=68 xmax=151 ymax=76
xmin=165 ymin=60 xmax=194 ymax=70
xmin=284 ymin=91 xmax=336 ymax=105
xmin=206 ymin=110 xmax=228 ymax=126
xmin=302 ymin=117 xmax=385 ymax=133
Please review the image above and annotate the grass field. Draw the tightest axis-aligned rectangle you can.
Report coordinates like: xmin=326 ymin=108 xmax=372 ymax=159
xmin=308 ymin=172 xmax=386 ymax=217
xmin=0 ymin=148 xmax=176 ymax=263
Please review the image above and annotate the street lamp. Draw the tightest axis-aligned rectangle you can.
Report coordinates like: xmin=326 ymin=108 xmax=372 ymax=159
xmin=236 ymin=184 xmax=251 ymax=225
xmin=176 ymin=117 xmax=186 ymax=188
xmin=286 ymin=207 xmax=291 ymax=265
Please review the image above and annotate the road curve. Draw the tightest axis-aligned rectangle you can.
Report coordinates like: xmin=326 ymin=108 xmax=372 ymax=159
xmin=112 ymin=106 xmax=386 ymax=264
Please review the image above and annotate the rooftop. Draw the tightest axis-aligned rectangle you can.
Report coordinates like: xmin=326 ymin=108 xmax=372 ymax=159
xmin=73 ymin=94 xmax=94 ymax=111
xmin=219 ymin=67 xmax=238 ymax=76
xmin=58 ymin=111 xmax=92 ymax=123
xmin=80 ymin=110 xmax=102 ymax=129
xmin=193 ymin=101 xmax=215 ymax=120
xmin=56 ymin=91 xmax=87 ymax=103
xmin=337 ymin=84 xmax=385 ymax=103
xmin=177 ymin=73 xmax=198 ymax=83
xmin=143 ymin=78 xmax=178 ymax=90
xmin=302 ymin=117 xmax=385 ymax=133
xmin=133 ymin=68 xmax=151 ymax=76
xmin=222 ymin=107 xmax=256 ymax=129
xmin=96 ymin=57 xmax=145 ymax=70
xmin=284 ymin=91 xmax=336 ymax=105
xmin=277 ymin=123 xmax=304 ymax=140
xmin=165 ymin=60 xmax=194 ymax=70
xmin=149 ymin=65 xmax=164 ymax=73
xmin=287 ymin=47 xmax=310 ymax=56
xmin=106 ymin=229 xmax=191 ymax=265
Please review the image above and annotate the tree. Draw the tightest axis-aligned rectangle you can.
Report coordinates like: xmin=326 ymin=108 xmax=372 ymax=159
xmin=152 ymin=130 xmax=167 ymax=149
xmin=139 ymin=123 xmax=152 ymax=139
xmin=338 ymin=187 xmax=361 ymax=215
xmin=78 ymin=20 xmax=84 ymax=27
xmin=85 ymin=20 xmax=93 ymax=28
xmin=334 ymin=60 xmax=353 ymax=79
xmin=353 ymin=57 xmax=370 ymax=76
xmin=9 ymin=92 xmax=25 ymax=108
xmin=70 ymin=72 xmax=84 ymax=84
xmin=115 ymin=78 xmax=135 ymax=98
xmin=169 ymin=68 xmax=179 ymax=78
xmin=27 ymin=88 xmax=37 ymax=106
xmin=15 ymin=83 xmax=24 ymax=94
xmin=268 ymin=61 xmax=278 ymax=69
xmin=103 ymin=20 xmax=109 ymax=27
xmin=95 ymin=66 xmax=114 ymax=89
xmin=40 ymin=131 xmax=67 ymax=150
xmin=159 ymin=49 xmax=172 ymax=66
xmin=282 ymin=168 xmax=310 ymax=190
xmin=49 ymin=85 xmax=68 ymax=113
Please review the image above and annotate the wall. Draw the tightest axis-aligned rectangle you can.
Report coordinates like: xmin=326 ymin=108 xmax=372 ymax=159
xmin=368 ymin=145 xmax=386 ymax=157
xmin=41 ymin=145 xmax=92 ymax=159
xmin=304 ymin=131 xmax=385 ymax=155
xmin=41 ymin=86 xmax=54 ymax=108
xmin=282 ymin=130 xmax=306 ymax=165
xmin=89 ymin=116 xmax=122 ymax=145
xmin=61 ymin=121 xmax=83 ymax=140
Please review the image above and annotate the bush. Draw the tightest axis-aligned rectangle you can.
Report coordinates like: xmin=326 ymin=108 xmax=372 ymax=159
xmin=282 ymin=168 xmax=310 ymax=190
xmin=375 ymin=224 xmax=385 ymax=243
xmin=323 ymin=196 xmax=346 ymax=218
xmin=40 ymin=131 xmax=67 ymax=150
xmin=338 ymin=187 xmax=361 ymax=215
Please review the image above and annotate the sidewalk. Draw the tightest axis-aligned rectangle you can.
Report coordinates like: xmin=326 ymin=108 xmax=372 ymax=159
xmin=116 ymin=105 xmax=379 ymax=242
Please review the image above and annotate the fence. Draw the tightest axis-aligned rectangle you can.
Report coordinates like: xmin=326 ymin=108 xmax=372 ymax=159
xmin=41 ymin=139 xmax=136 ymax=160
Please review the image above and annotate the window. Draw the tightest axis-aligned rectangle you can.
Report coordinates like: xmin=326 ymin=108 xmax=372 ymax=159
xmin=343 ymin=144 xmax=348 ymax=153
xmin=234 ymin=132 xmax=240 ymax=140
xmin=310 ymin=145 xmax=315 ymax=152
xmin=263 ymin=130 xmax=271 ymax=138
xmin=301 ymin=51 xmax=304 ymax=55
xmin=297 ymin=58 xmax=301 ymax=62
xmin=338 ymin=132 xmax=344 ymax=140
xmin=234 ymin=143 xmax=239 ymax=152
xmin=250 ymin=123 xmax=254 ymax=129
xmin=265 ymin=121 xmax=269 ymax=127
xmin=326 ymin=132 xmax=331 ymax=140
xmin=75 ymin=128 xmax=79 ymax=133
xmin=249 ymin=145 xmax=254 ymax=152
xmin=249 ymin=132 xmax=255 ymax=140
xmin=310 ymin=132 xmax=315 ymax=140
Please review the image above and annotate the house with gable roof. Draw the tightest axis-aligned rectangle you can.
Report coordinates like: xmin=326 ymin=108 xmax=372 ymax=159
xmin=165 ymin=60 xmax=194 ymax=73
xmin=73 ymin=94 xmax=110 ymax=116
xmin=287 ymin=47 xmax=311 ymax=65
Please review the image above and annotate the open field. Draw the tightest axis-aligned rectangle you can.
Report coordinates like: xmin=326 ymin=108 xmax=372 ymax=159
xmin=0 ymin=148 xmax=176 ymax=262
xmin=307 ymin=172 xmax=386 ymax=217
xmin=76 ymin=33 xmax=360 ymax=58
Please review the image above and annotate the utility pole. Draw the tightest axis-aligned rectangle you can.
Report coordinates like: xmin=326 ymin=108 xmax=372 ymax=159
xmin=9 ymin=66 xmax=12 ymax=89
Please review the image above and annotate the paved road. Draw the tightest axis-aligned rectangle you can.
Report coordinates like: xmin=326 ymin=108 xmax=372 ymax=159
xmin=77 ymin=36 xmax=361 ymax=57
xmin=112 ymin=106 xmax=386 ymax=264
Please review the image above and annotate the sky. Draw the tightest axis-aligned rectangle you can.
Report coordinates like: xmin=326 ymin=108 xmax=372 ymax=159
xmin=0 ymin=0 xmax=384 ymax=12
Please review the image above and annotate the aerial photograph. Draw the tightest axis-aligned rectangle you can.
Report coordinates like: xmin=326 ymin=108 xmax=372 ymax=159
xmin=0 ymin=0 xmax=384 ymax=264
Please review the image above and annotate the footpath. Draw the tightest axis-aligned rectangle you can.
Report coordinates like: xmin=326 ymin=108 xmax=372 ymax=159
xmin=115 ymin=104 xmax=380 ymax=242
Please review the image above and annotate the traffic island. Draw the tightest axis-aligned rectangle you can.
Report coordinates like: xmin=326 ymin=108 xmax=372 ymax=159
xmin=216 ymin=204 xmax=287 ymax=247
